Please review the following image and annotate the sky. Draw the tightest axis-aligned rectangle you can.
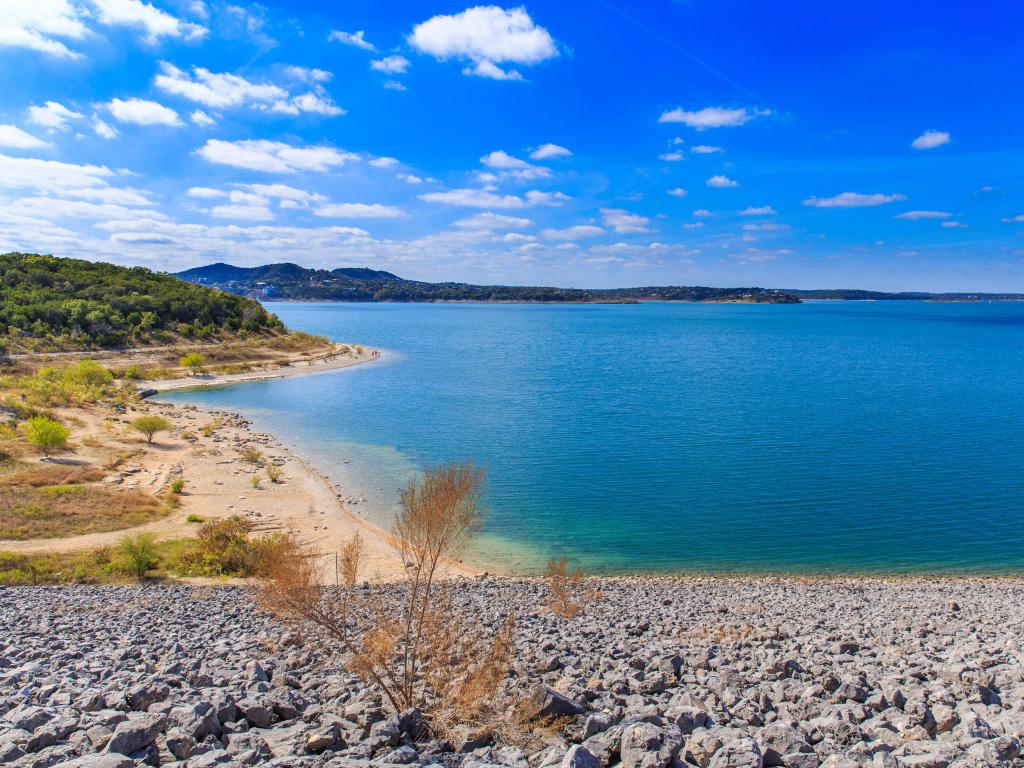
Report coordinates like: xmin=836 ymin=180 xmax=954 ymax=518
xmin=1 ymin=0 xmax=1023 ymax=291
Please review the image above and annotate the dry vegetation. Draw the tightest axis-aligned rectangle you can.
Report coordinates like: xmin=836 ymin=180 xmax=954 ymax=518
xmin=261 ymin=461 xmax=522 ymax=740
xmin=0 ymin=465 xmax=169 ymax=540
xmin=545 ymin=557 xmax=584 ymax=618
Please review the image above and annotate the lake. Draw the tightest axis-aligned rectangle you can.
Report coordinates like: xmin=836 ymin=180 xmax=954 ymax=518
xmin=162 ymin=300 xmax=1024 ymax=574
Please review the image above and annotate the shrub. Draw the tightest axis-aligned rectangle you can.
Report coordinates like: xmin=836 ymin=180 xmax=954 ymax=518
xmin=250 ymin=475 xmax=261 ymax=489
xmin=122 ymin=365 xmax=144 ymax=380
xmin=261 ymin=461 xmax=517 ymax=734
xmin=169 ymin=478 xmax=185 ymax=494
xmin=265 ymin=464 xmax=282 ymax=483
xmin=176 ymin=515 xmax=277 ymax=577
xmin=186 ymin=513 xmax=204 ymax=523
xmin=180 ymin=352 xmax=205 ymax=376
xmin=61 ymin=360 xmax=113 ymax=389
xmin=23 ymin=417 xmax=69 ymax=457
xmin=130 ymin=415 xmax=171 ymax=444
xmin=545 ymin=558 xmax=583 ymax=619
xmin=240 ymin=445 xmax=263 ymax=464
xmin=118 ymin=532 xmax=159 ymax=580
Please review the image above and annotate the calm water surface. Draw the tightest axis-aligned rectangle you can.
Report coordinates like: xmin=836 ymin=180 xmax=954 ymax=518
xmin=163 ymin=301 xmax=1024 ymax=574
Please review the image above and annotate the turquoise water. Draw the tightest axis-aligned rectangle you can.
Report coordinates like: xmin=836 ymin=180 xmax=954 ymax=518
xmin=163 ymin=301 xmax=1024 ymax=574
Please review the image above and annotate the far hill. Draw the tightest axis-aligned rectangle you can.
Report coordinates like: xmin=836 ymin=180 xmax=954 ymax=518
xmin=1 ymin=253 xmax=284 ymax=352
xmin=786 ymin=289 xmax=1024 ymax=301
xmin=174 ymin=262 xmax=800 ymax=304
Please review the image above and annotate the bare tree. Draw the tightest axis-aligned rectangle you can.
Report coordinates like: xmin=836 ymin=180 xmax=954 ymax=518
xmin=260 ymin=461 xmax=516 ymax=733
xmin=545 ymin=557 xmax=583 ymax=619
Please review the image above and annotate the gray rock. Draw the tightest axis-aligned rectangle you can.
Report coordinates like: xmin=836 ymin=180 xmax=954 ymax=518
xmin=104 ymin=713 xmax=166 ymax=755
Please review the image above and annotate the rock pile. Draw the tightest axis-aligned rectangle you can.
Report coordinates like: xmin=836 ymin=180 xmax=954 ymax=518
xmin=1 ymin=577 xmax=1022 ymax=768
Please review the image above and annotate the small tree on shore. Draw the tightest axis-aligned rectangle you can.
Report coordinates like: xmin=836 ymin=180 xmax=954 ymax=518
xmin=119 ymin=532 xmax=159 ymax=580
xmin=545 ymin=557 xmax=583 ymax=619
xmin=130 ymin=415 xmax=171 ymax=444
xmin=23 ymin=417 xmax=70 ymax=457
xmin=260 ymin=461 xmax=516 ymax=733
xmin=179 ymin=352 xmax=205 ymax=376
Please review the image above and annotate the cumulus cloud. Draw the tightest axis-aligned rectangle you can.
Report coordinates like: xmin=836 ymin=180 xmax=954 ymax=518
xmin=107 ymin=98 xmax=182 ymax=126
xmin=911 ymin=130 xmax=950 ymax=150
xmin=328 ymin=29 xmax=375 ymax=50
xmin=371 ymin=55 xmax=410 ymax=74
xmin=420 ymin=188 xmax=527 ymax=208
xmin=92 ymin=117 xmax=118 ymax=138
xmin=667 ymin=187 xmax=687 ymax=197
xmin=155 ymin=62 xmax=344 ymax=117
xmin=0 ymin=125 xmax=49 ymax=149
xmin=90 ymin=0 xmax=207 ymax=42
xmin=314 ymin=203 xmax=406 ymax=218
xmin=707 ymin=175 xmax=739 ymax=188
xmin=409 ymin=6 xmax=557 ymax=81
xmin=368 ymin=157 xmax=399 ymax=168
xmin=691 ymin=145 xmax=723 ymax=154
xmin=894 ymin=210 xmax=953 ymax=220
xmin=196 ymin=139 xmax=359 ymax=173
xmin=524 ymin=190 xmax=569 ymax=206
xmin=803 ymin=192 xmax=906 ymax=208
xmin=658 ymin=106 xmax=770 ymax=129
xmin=384 ymin=80 xmax=407 ymax=91
xmin=601 ymin=208 xmax=651 ymax=234
xmin=209 ymin=203 xmax=273 ymax=221
xmin=454 ymin=212 xmax=532 ymax=229
xmin=941 ymin=221 xmax=968 ymax=228
xmin=1001 ymin=214 xmax=1024 ymax=223
xmin=187 ymin=186 xmax=223 ymax=198
xmin=740 ymin=206 xmax=776 ymax=215
xmin=541 ymin=225 xmax=603 ymax=240
xmin=659 ymin=151 xmax=684 ymax=162
xmin=0 ymin=0 xmax=88 ymax=58
xmin=190 ymin=110 xmax=215 ymax=126
xmin=284 ymin=66 xmax=332 ymax=83
xmin=529 ymin=143 xmax=571 ymax=160
xmin=480 ymin=149 xmax=551 ymax=180
xmin=27 ymin=101 xmax=83 ymax=131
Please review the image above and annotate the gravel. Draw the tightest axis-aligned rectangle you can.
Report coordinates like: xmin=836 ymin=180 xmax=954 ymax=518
xmin=1 ymin=577 xmax=1023 ymax=768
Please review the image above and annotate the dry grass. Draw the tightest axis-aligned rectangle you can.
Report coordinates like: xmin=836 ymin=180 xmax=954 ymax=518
xmin=261 ymin=461 xmax=522 ymax=739
xmin=0 ymin=465 xmax=167 ymax=540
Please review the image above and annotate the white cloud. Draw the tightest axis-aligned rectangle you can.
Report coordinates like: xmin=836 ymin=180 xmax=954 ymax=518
xmin=155 ymin=63 xmax=344 ymax=117
xmin=524 ymin=190 xmax=569 ymax=206
xmin=241 ymin=183 xmax=326 ymax=208
xmin=328 ymin=29 xmax=375 ymax=50
xmin=107 ymin=98 xmax=182 ymax=126
xmin=419 ymin=188 xmax=527 ymax=208
xmin=384 ymin=80 xmax=407 ymax=91
xmin=409 ymin=5 xmax=557 ymax=81
xmin=529 ymin=143 xmax=571 ymax=160
xmin=315 ymin=203 xmax=406 ymax=218
xmin=740 ymin=205 xmax=776 ymax=215
xmin=541 ymin=225 xmax=603 ymax=240
xmin=1001 ymin=214 xmax=1024 ymax=223
xmin=658 ymin=106 xmax=769 ymax=129
xmin=92 ymin=117 xmax=118 ymax=138
xmin=691 ymin=145 xmax=723 ymax=154
xmin=667 ymin=187 xmax=687 ymax=197
xmin=682 ymin=222 xmax=704 ymax=229
xmin=707 ymin=175 xmax=739 ymax=188
xmin=209 ymin=203 xmax=273 ymax=221
xmin=27 ymin=101 xmax=83 ymax=131
xmin=284 ymin=66 xmax=332 ymax=83
xmin=369 ymin=156 xmax=399 ymax=168
xmin=90 ymin=0 xmax=207 ymax=42
xmin=0 ymin=153 xmax=114 ymax=193
xmin=804 ymin=192 xmax=906 ymax=208
xmin=894 ymin=210 xmax=953 ymax=220
xmin=601 ymin=208 xmax=651 ymax=234
xmin=371 ymin=55 xmax=410 ymax=74
xmin=941 ymin=221 xmax=968 ymax=229
xmin=0 ymin=0 xmax=88 ymax=58
xmin=0 ymin=125 xmax=48 ymax=149
xmin=197 ymin=139 xmax=359 ymax=173
xmin=454 ymin=212 xmax=531 ymax=229
xmin=190 ymin=109 xmax=215 ymax=126
xmin=188 ymin=186 xmax=224 ymax=198
xmin=742 ymin=222 xmax=788 ymax=232
xmin=480 ymin=149 xmax=551 ymax=180
xmin=659 ymin=151 xmax=684 ymax=162
xmin=911 ymin=130 xmax=950 ymax=150
xmin=398 ymin=173 xmax=422 ymax=184
xmin=693 ymin=209 xmax=713 ymax=217
xmin=8 ymin=196 xmax=165 ymax=220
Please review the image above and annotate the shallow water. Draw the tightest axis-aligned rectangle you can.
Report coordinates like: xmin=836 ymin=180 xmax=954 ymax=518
xmin=163 ymin=301 xmax=1024 ymax=574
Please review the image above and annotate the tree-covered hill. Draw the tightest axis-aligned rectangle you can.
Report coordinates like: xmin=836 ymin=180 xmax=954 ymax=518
xmin=176 ymin=262 xmax=801 ymax=304
xmin=1 ymin=253 xmax=283 ymax=351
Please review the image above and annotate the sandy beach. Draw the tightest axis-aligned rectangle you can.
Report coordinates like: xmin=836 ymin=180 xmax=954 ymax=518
xmin=2 ymin=347 xmax=476 ymax=582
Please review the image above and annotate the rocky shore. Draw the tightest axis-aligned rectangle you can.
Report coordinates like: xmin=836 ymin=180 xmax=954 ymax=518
xmin=2 ymin=578 xmax=1023 ymax=768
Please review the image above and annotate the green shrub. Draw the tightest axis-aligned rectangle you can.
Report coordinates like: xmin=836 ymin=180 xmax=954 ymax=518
xmin=174 ymin=516 xmax=279 ymax=577
xmin=23 ymin=416 xmax=69 ymax=457
xmin=170 ymin=478 xmax=185 ymax=494
xmin=130 ymin=415 xmax=171 ymax=444
xmin=117 ymin=532 xmax=159 ymax=580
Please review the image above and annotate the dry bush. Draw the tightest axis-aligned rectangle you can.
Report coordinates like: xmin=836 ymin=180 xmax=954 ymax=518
xmin=239 ymin=445 xmax=264 ymax=464
xmin=261 ymin=461 xmax=519 ymax=739
xmin=0 ymin=464 xmax=104 ymax=488
xmin=545 ymin=557 xmax=583 ymax=619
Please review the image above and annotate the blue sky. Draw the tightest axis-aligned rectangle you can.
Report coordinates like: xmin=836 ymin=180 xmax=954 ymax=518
xmin=1 ymin=0 xmax=1022 ymax=291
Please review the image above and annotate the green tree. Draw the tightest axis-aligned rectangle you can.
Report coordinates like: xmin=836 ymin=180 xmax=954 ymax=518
xmin=130 ymin=415 xmax=171 ymax=444
xmin=179 ymin=352 xmax=205 ymax=376
xmin=118 ymin=532 xmax=158 ymax=580
xmin=23 ymin=417 xmax=70 ymax=457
